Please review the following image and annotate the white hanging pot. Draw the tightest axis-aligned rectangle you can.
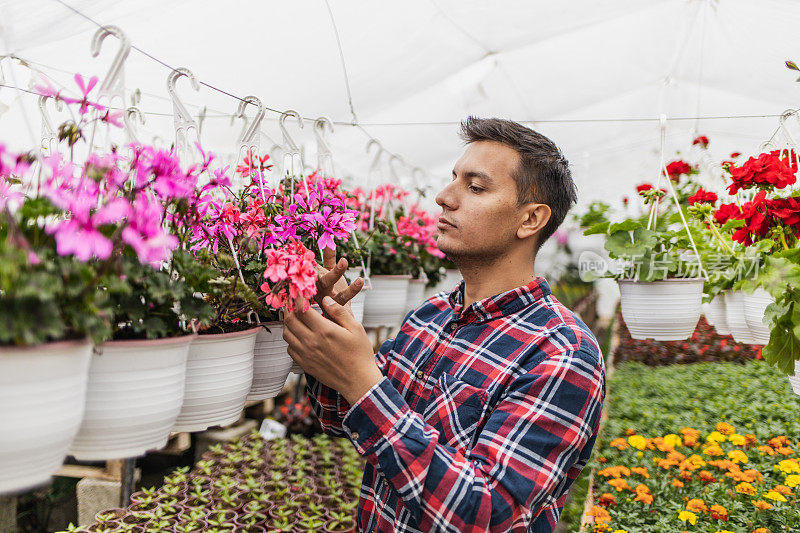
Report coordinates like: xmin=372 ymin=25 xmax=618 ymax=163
xmin=788 ymin=361 xmax=800 ymax=397
xmin=69 ymin=335 xmax=194 ymax=460
xmin=362 ymin=275 xmax=411 ymax=328
xmin=743 ymin=288 xmax=774 ymax=345
xmin=705 ymin=294 xmax=730 ymax=336
xmin=0 ymin=340 xmax=91 ymax=494
xmin=247 ymin=323 xmax=291 ymax=401
xmin=617 ymin=279 xmax=704 ymax=341
xmin=350 ymin=287 xmax=367 ymax=323
xmin=405 ymin=278 xmax=426 ymax=313
xmin=723 ymin=290 xmax=755 ymax=344
xmin=172 ymin=327 xmax=258 ymax=432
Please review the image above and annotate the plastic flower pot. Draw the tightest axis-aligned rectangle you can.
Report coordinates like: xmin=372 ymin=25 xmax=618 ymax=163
xmin=362 ymin=275 xmax=412 ymax=327
xmin=705 ymin=294 xmax=730 ymax=336
xmin=324 ymin=519 xmax=357 ymax=533
xmin=405 ymin=278 xmax=426 ymax=313
xmin=69 ymin=334 xmax=194 ymax=460
xmin=617 ymin=278 xmax=704 ymax=341
xmin=95 ymin=508 xmax=127 ymax=523
xmin=723 ymin=290 xmax=755 ymax=344
xmin=0 ymin=340 xmax=91 ymax=495
xmin=246 ymin=323 xmax=292 ymax=401
xmin=743 ymin=288 xmax=774 ymax=345
xmin=172 ymin=327 xmax=259 ymax=432
xmin=786 ymin=361 xmax=800 ymax=397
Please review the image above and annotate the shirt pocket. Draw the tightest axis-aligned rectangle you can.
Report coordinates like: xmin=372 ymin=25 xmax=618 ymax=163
xmin=423 ymin=373 xmax=488 ymax=453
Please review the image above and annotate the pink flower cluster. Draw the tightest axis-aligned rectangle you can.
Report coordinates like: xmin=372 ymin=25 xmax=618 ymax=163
xmin=260 ymin=240 xmax=318 ymax=313
xmin=274 ymin=181 xmax=358 ymax=250
xmin=397 ymin=205 xmax=445 ymax=258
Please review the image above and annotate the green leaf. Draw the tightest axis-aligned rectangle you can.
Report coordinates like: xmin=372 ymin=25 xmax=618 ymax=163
xmin=787 ymin=60 xmax=800 ymax=71
xmin=608 ymin=220 xmax=642 ymax=233
xmin=583 ymin=221 xmax=610 ymax=236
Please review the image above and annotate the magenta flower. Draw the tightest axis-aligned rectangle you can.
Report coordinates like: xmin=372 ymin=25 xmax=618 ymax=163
xmin=121 ymin=192 xmax=177 ymax=265
xmin=73 ymin=73 xmax=105 ymax=116
xmin=49 ymin=218 xmax=113 ymax=261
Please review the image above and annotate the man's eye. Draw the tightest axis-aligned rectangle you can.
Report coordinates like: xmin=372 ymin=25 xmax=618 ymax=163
xmin=469 ymin=185 xmax=483 ymax=193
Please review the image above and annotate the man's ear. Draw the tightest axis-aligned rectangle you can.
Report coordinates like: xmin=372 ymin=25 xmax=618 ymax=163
xmin=517 ymin=203 xmax=551 ymax=241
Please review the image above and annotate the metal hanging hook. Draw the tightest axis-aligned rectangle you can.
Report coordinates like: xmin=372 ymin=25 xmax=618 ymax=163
xmin=123 ymin=107 xmax=145 ymax=144
xmin=90 ymin=25 xmax=131 ymax=105
xmin=166 ymin=67 xmax=200 ymax=155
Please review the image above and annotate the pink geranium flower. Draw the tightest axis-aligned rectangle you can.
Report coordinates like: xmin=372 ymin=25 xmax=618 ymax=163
xmin=260 ymin=240 xmax=318 ymax=313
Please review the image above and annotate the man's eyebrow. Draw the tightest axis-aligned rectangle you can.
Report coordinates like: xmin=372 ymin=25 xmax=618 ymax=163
xmin=453 ymin=169 xmax=493 ymax=181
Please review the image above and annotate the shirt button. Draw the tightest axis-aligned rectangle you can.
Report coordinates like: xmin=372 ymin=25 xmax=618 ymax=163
xmin=351 ymin=432 xmax=359 ymax=441
xmin=416 ymin=370 xmax=424 ymax=379
xmin=449 ymin=322 xmax=458 ymax=331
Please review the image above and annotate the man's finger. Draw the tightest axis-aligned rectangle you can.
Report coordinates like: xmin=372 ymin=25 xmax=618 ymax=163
xmin=322 ymin=247 xmax=336 ymax=271
xmin=333 ymin=277 xmax=364 ymax=306
xmin=321 ymin=295 xmax=359 ymax=331
xmin=317 ymin=258 xmax=347 ymax=292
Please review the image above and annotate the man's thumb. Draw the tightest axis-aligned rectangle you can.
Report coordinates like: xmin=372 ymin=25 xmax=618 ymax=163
xmin=322 ymin=295 xmax=356 ymax=328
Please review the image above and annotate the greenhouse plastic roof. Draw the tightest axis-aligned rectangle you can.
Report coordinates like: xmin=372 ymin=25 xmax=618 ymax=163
xmin=1 ymin=0 xmax=799 ymax=209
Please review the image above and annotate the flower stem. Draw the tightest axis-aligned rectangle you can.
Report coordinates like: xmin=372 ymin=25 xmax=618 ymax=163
xmin=705 ymin=215 xmax=734 ymax=255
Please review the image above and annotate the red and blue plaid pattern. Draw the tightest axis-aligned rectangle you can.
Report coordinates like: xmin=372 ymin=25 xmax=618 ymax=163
xmin=306 ymin=277 xmax=606 ymax=532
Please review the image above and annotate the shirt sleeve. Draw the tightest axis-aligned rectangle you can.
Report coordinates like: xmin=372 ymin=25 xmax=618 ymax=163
xmin=340 ymin=345 xmax=606 ymax=532
xmin=304 ymin=335 xmax=396 ymax=437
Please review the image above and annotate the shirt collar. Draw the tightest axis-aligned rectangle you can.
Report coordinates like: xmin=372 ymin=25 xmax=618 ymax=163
xmin=447 ymin=277 xmax=551 ymax=323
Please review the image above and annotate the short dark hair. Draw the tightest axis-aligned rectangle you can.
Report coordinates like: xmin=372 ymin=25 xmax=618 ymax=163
xmin=459 ymin=116 xmax=577 ymax=251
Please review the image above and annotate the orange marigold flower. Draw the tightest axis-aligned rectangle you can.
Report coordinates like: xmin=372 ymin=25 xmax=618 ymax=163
xmin=745 ymin=434 xmax=758 ymax=446
xmin=736 ymin=482 xmax=756 ymax=495
xmin=634 ymin=491 xmax=653 ymax=504
xmin=608 ymin=478 xmax=631 ymax=491
xmin=597 ymin=456 xmax=608 ymax=463
xmin=768 ymin=436 xmax=790 ymax=448
xmin=609 ymin=438 xmax=629 ymax=450
xmin=683 ymin=434 xmax=699 ymax=447
xmin=668 ymin=451 xmax=687 ymax=462
xmin=598 ymin=493 xmax=617 ymax=507
xmin=773 ymin=484 xmax=792 ymax=496
xmin=752 ymin=529 xmax=769 ymax=533
xmin=751 ymin=500 xmax=773 ymax=510
xmin=680 ymin=427 xmax=700 ymax=437
xmin=709 ymin=504 xmax=728 ymax=520
xmin=686 ymin=498 xmax=707 ymax=513
xmin=587 ymin=505 xmax=611 ymax=523
xmin=703 ymin=444 xmax=724 ymax=456
xmin=679 ymin=470 xmax=694 ymax=481
xmin=757 ymin=445 xmax=775 ymax=456
xmin=657 ymin=458 xmax=679 ymax=469
xmin=598 ymin=466 xmax=631 ymax=478
xmin=672 ymin=479 xmax=685 ymax=488
xmin=625 ymin=428 xmax=637 ymax=436
xmin=698 ymin=470 xmax=716 ymax=483
xmin=716 ymin=422 xmax=735 ymax=435
xmin=634 ymin=484 xmax=651 ymax=494
xmin=631 ymin=467 xmax=650 ymax=478
xmin=776 ymin=446 xmax=794 ymax=456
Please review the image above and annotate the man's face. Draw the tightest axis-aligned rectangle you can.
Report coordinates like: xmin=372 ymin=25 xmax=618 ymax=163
xmin=434 ymin=141 xmax=529 ymax=262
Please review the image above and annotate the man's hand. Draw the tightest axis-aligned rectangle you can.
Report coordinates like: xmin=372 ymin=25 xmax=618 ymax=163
xmin=284 ymin=296 xmax=383 ymax=405
xmin=315 ymin=247 xmax=364 ymax=314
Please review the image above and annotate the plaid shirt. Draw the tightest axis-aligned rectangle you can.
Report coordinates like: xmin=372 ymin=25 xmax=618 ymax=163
xmin=305 ymin=277 xmax=606 ymax=532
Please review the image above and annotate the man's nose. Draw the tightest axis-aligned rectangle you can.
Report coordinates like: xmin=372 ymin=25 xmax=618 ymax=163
xmin=435 ymin=181 xmax=457 ymax=210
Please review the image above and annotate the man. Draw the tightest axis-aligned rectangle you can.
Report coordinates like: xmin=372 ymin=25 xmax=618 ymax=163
xmin=284 ymin=117 xmax=606 ymax=532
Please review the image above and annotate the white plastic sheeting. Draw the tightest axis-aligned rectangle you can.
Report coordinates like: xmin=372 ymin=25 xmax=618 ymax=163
xmin=0 ymin=0 xmax=798 ymax=208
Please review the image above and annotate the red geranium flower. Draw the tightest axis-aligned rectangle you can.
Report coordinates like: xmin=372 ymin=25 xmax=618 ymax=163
xmin=665 ymin=160 xmax=693 ymax=180
xmin=687 ymin=187 xmax=718 ymax=206
xmin=692 ymin=135 xmax=709 ymax=148
xmin=731 ymin=190 xmax=770 ymax=245
xmin=730 ymin=152 xmax=741 ymax=158
xmin=727 ymin=151 xmax=797 ymax=195
xmin=636 ymin=183 xmax=654 ymax=193
xmin=713 ymin=202 xmax=742 ymax=225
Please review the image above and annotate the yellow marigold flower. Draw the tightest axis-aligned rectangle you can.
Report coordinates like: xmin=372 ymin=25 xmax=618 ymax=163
xmin=763 ymin=491 xmax=787 ymax=502
xmin=772 ymin=485 xmax=792 ymax=495
xmin=785 ymin=474 xmax=800 ymax=488
xmin=751 ymin=499 xmax=773 ymax=510
xmin=706 ymin=431 xmax=727 ymax=443
xmin=716 ymin=422 xmax=735 ymax=435
xmin=686 ymin=498 xmax=707 ymax=513
xmin=628 ymin=435 xmax=648 ymax=451
xmin=735 ymin=482 xmax=756 ymax=495
xmin=713 ymin=530 xmax=735 ymax=533
xmin=612 ymin=530 xmax=629 ymax=533
xmin=631 ymin=467 xmax=649 ymax=478
xmin=678 ymin=510 xmax=698 ymax=525
xmin=728 ymin=450 xmax=749 ymax=464
xmin=729 ymin=433 xmax=747 ymax=446
xmin=672 ymin=478 xmax=684 ymax=488
xmin=663 ymin=433 xmax=682 ymax=448
xmin=777 ymin=459 xmax=800 ymax=474
xmin=609 ymin=437 xmax=628 ymax=450
xmin=688 ymin=454 xmax=706 ymax=467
